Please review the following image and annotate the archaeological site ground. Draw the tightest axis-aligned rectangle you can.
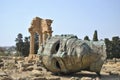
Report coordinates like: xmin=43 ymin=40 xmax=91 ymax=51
xmin=0 ymin=17 xmax=120 ymax=80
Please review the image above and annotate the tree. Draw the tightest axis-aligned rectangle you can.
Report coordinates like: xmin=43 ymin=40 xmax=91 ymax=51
xmin=15 ymin=33 xmax=24 ymax=56
xmin=105 ymin=38 xmax=113 ymax=59
xmin=15 ymin=32 xmax=40 ymax=56
xmin=105 ymin=36 xmax=120 ymax=59
xmin=22 ymin=37 xmax=30 ymax=57
xmin=15 ymin=33 xmax=23 ymax=43
xmin=111 ymin=36 xmax=120 ymax=58
xmin=84 ymin=36 xmax=90 ymax=41
xmin=93 ymin=30 xmax=98 ymax=41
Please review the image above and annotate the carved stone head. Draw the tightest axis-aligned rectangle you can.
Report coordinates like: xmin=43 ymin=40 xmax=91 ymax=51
xmin=38 ymin=35 xmax=106 ymax=75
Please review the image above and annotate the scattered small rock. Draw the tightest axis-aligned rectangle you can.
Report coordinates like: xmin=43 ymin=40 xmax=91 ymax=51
xmin=0 ymin=71 xmax=7 ymax=76
xmin=70 ymin=77 xmax=79 ymax=80
xmin=34 ymin=66 xmax=43 ymax=71
xmin=81 ymin=77 xmax=92 ymax=80
xmin=46 ymin=77 xmax=61 ymax=80
xmin=25 ymin=66 xmax=34 ymax=71
xmin=31 ymin=77 xmax=46 ymax=80
xmin=0 ymin=59 xmax=3 ymax=63
xmin=0 ymin=62 xmax=4 ymax=68
xmin=31 ymin=70 xmax=44 ymax=77
xmin=0 ymin=76 xmax=12 ymax=80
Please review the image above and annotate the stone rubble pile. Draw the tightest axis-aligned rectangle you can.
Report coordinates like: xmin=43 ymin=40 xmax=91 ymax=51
xmin=0 ymin=56 xmax=60 ymax=80
xmin=0 ymin=56 xmax=120 ymax=80
xmin=102 ymin=59 xmax=120 ymax=76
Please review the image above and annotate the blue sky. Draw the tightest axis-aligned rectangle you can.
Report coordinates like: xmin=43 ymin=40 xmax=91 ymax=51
xmin=0 ymin=0 xmax=120 ymax=46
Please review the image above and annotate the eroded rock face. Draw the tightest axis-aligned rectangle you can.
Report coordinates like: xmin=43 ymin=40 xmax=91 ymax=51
xmin=38 ymin=35 xmax=107 ymax=75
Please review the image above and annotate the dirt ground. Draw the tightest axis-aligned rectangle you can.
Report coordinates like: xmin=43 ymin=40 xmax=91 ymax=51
xmin=0 ymin=56 xmax=119 ymax=80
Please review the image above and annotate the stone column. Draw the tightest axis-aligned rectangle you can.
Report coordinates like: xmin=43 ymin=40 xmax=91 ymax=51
xmin=30 ymin=32 xmax=35 ymax=54
xmin=38 ymin=32 xmax=43 ymax=47
xmin=43 ymin=31 xmax=47 ymax=45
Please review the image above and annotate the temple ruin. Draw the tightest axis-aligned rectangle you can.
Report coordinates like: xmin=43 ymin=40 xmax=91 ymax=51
xmin=28 ymin=17 xmax=53 ymax=58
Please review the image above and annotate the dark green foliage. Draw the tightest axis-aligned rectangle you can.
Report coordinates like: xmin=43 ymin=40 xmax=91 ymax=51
xmin=93 ymin=30 xmax=98 ymax=41
xmin=105 ymin=36 xmax=120 ymax=59
xmin=15 ymin=33 xmax=30 ymax=56
xmin=15 ymin=33 xmax=39 ymax=56
xmin=21 ymin=37 xmax=30 ymax=57
xmin=111 ymin=36 xmax=120 ymax=58
xmin=15 ymin=33 xmax=24 ymax=56
xmin=84 ymin=36 xmax=90 ymax=41
xmin=105 ymin=38 xmax=113 ymax=59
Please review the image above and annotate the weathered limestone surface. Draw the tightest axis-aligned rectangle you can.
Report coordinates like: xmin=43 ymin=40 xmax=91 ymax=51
xmin=28 ymin=17 xmax=53 ymax=59
xmin=38 ymin=35 xmax=107 ymax=75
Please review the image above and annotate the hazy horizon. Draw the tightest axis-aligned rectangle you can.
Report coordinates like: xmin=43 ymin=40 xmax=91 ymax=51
xmin=0 ymin=0 xmax=120 ymax=46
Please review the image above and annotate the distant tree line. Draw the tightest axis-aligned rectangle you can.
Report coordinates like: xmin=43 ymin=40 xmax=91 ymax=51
xmin=105 ymin=36 xmax=120 ymax=59
xmin=84 ymin=30 xmax=98 ymax=41
xmin=15 ymin=30 xmax=120 ymax=59
xmin=84 ymin=30 xmax=120 ymax=59
xmin=15 ymin=33 xmax=39 ymax=57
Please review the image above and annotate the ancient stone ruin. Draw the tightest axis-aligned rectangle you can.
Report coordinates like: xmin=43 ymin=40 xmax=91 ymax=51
xmin=28 ymin=17 xmax=107 ymax=76
xmin=38 ymin=35 xmax=107 ymax=76
xmin=0 ymin=17 xmax=119 ymax=80
xmin=28 ymin=17 xmax=53 ymax=59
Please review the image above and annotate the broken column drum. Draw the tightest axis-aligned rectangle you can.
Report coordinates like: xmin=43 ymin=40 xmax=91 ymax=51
xmin=38 ymin=35 xmax=106 ymax=75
